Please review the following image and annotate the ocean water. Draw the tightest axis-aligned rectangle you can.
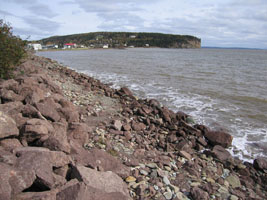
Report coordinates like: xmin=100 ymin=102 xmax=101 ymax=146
xmin=38 ymin=48 xmax=267 ymax=162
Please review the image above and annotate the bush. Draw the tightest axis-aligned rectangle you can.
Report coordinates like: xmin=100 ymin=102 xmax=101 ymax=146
xmin=0 ymin=19 xmax=26 ymax=79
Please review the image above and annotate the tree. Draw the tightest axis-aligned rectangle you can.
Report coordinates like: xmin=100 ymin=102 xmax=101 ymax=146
xmin=0 ymin=19 xmax=26 ymax=79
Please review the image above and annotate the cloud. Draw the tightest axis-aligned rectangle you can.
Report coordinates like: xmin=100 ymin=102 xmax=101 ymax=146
xmin=28 ymin=4 xmax=58 ymax=18
xmin=0 ymin=9 xmax=14 ymax=16
xmin=23 ymin=16 xmax=60 ymax=34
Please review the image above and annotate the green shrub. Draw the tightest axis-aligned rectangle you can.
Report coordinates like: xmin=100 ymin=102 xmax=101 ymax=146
xmin=0 ymin=19 xmax=26 ymax=79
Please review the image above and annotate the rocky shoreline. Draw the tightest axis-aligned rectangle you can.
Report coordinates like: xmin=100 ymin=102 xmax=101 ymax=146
xmin=0 ymin=54 xmax=266 ymax=200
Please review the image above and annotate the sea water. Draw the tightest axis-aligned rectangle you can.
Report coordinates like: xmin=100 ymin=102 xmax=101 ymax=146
xmin=38 ymin=48 xmax=267 ymax=162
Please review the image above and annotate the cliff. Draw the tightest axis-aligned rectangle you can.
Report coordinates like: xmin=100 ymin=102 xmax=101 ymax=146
xmin=0 ymin=54 xmax=266 ymax=200
xmin=38 ymin=32 xmax=201 ymax=49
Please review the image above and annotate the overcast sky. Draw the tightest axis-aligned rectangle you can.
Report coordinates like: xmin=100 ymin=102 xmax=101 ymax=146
xmin=1 ymin=0 xmax=267 ymax=48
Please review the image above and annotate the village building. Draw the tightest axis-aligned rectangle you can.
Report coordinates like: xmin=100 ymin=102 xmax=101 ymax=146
xmin=28 ymin=43 xmax=42 ymax=51
xmin=64 ymin=43 xmax=77 ymax=49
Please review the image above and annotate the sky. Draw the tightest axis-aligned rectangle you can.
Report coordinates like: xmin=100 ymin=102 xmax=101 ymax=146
xmin=1 ymin=0 xmax=267 ymax=48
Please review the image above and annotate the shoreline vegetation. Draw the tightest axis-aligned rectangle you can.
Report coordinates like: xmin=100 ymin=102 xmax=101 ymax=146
xmin=0 ymin=53 xmax=266 ymax=199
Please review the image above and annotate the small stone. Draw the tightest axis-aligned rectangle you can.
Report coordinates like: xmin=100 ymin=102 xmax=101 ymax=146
xmin=230 ymin=195 xmax=239 ymax=200
xmin=170 ymin=184 xmax=179 ymax=193
xmin=163 ymin=191 xmax=173 ymax=200
xmin=147 ymin=163 xmax=158 ymax=169
xmin=140 ymin=169 xmax=148 ymax=176
xmin=191 ymin=182 xmax=201 ymax=187
xmin=154 ymin=185 xmax=159 ymax=191
xmin=163 ymin=176 xmax=170 ymax=185
xmin=206 ymin=178 xmax=215 ymax=183
xmin=125 ymin=176 xmax=136 ymax=183
xmin=179 ymin=150 xmax=192 ymax=160
xmin=226 ymin=175 xmax=241 ymax=189
xmin=164 ymin=166 xmax=172 ymax=171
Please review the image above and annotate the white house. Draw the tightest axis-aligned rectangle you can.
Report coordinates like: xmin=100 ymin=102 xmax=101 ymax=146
xmin=28 ymin=43 xmax=42 ymax=51
xmin=103 ymin=44 xmax=109 ymax=49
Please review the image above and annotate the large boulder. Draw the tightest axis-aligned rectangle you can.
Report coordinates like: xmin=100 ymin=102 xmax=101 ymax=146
xmin=204 ymin=131 xmax=233 ymax=148
xmin=211 ymin=145 xmax=232 ymax=163
xmin=0 ymin=163 xmax=36 ymax=200
xmin=71 ymin=165 xmax=130 ymax=199
xmin=14 ymin=147 xmax=70 ymax=189
xmin=0 ymin=111 xmax=19 ymax=139
xmin=253 ymin=158 xmax=267 ymax=171
xmin=70 ymin=145 xmax=130 ymax=178
xmin=21 ymin=118 xmax=54 ymax=143
xmin=43 ymin=122 xmax=71 ymax=153
xmin=35 ymin=98 xmax=61 ymax=122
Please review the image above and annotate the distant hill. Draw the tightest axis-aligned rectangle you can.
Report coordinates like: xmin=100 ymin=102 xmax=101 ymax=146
xmin=38 ymin=32 xmax=201 ymax=49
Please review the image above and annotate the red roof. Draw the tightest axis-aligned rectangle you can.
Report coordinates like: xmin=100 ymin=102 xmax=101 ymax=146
xmin=64 ymin=43 xmax=76 ymax=46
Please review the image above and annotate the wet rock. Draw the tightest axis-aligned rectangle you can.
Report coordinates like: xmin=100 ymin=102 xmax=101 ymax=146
xmin=211 ymin=145 xmax=232 ymax=162
xmin=204 ymin=131 xmax=233 ymax=148
xmin=118 ymin=87 xmax=133 ymax=97
xmin=253 ymin=157 xmax=267 ymax=171
xmin=0 ymin=111 xmax=19 ymax=139
xmin=71 ymin=165 xmax=130 ymax=199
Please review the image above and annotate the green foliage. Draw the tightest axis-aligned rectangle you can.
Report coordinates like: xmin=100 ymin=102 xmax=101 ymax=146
xmin=0 ymin=19 xmax=26 ymax=79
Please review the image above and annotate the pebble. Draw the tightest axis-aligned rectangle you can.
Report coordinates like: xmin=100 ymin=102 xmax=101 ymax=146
xmin=226 ymin=175 xmax=241 ymax=189
xmin=206 ymin=177 xmax=215 ymax=183
xmin=140 ymin=169 xmax=148 ymax=176
xmin=147 ymin=163 xmax=158 ymax=169
xmin=163 ymin=176 xmax=170 ymax=185
xmin=125 ymin=176 xmax=136 ymax=183
xmin=230 ymin=195 xmax=239 ymax=200
xmin=163 ymin=191 xmax=173 ymax=200
xmin=190 ymin=182 xmax=201 ymax=187
xmin=153 ymin=185 xmax=159 ymax=191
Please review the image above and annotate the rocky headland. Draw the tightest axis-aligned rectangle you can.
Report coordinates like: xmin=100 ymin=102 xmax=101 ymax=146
xmin=0 ymin=54 xmax=266 ymax=200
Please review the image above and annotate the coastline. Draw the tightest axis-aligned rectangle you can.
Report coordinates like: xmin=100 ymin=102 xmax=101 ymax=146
xmin=0 ymin=53 xmax=266 ymax=199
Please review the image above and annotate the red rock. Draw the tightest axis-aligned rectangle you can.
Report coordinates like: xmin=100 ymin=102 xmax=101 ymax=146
xmin=211 ymin=145 xmax=232 ymax=162
xmin=22 ymin=118 xmax=54 ymax=143
xmin=190 ymin=187 xmax=209 ymax=200
xmin=43 ymin=122 xmax=71 ymax=153
xmin=122 ymin=124 xmax=131 ymax=131
xmin=13 ymin=190 xmax=58 ymax=200
xmin=132 ymin=121 xmax=146 ymax=131
xmin=0 ymin=162 xmax=36 ymax=199
xmin=253 ymin=158 xmax=267 ymax=171
xmin=0 ymin=101 xmax=23 ymax=115
xmin=35 ymin=98 xmax=61 ymax=122
xmin=14 ymin=147 xmax=70 ymax=189
xmin=70 ymin=145 xmax=130 ymax=178
xmin=0 ymin=111 xmax=19 ymax=139
xmin=119 ymin=87 xmax=133 ymax=97
xmin=59 ymin=107 xmax=79 ymax=123
xmin=179 ymin=150 xmax=192 ymax=160
xmin=0 ymin=88 xmax=23 ymax=102
xmin=204 ymin=131 xmax=233 ymax=148
xmin=56 ymin=179 xmax=129 ymax=200
xmin=68 ymin=122 xmax=91 ymax=145
xmin=71 ymin=165 xmax=130 ymax=199
xmin=0 ymin=138 xmax=22 ymax=152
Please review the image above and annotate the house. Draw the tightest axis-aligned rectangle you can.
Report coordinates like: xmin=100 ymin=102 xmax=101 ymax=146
xmin=28 ymin=43 xmax=42 ymax=51
xmin=103 ymin=44 xmax=109 ymax=49
xmin=64 ymin=43 xmax=77 ymax=49
xmin=129 ymin=35 xmax=136 ymax=39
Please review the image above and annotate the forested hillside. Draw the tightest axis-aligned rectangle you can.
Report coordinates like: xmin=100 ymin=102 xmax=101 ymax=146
xmin=38 ymin=32 xmax=201 ymax=48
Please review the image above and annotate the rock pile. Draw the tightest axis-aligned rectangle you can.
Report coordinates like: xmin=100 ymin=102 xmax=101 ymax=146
xmin=0 ymin=54 xmax=266 ymax=200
